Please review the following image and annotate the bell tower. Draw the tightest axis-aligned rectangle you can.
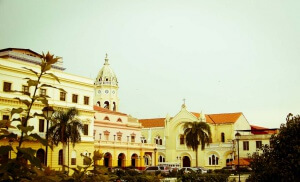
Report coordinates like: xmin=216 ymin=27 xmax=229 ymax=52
xmin=94 ymin=54 xmax=119 ymax=111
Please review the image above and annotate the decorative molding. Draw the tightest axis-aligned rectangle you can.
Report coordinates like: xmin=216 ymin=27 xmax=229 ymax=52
xmin=103 ymin=130 xmax=110 ymax=135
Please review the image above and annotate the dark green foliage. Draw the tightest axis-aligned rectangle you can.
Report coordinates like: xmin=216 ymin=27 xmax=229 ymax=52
xmin=248 ymin=113 xmax=300 ymax=182
xmin=126 ymin=169 xmax=139 ymax=176
xmin=180 ymin=173 xmax=229 ymax=182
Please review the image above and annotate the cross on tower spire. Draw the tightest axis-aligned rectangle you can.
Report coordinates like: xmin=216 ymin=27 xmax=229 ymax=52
xmin=182 ymin=98 xmax=186 ymax=108
xmin=104 ymin=53 xmax=109 ymax=65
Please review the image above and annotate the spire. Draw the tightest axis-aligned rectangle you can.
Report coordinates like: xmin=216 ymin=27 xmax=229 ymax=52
xmin=181 ymin=98 xmax=186 ymax=108
xmin=200 ymin=110 xmax=206 ymax=122
xmin=104 ymin=53 xmax=109 ymax=65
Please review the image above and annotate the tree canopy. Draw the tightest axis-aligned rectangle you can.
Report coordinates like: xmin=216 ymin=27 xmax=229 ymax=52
xmin=248 ymin=113 xmax=300 ymax=182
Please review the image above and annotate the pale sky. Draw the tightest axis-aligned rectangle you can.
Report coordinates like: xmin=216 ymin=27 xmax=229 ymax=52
xmin=1 ymin=0 xmax=299 ymax=128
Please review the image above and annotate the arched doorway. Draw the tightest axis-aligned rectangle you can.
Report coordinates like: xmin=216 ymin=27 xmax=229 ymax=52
xmin=131 ymin=153 xmax=138 ymax=167
xmin=36 ymin=149 xmax=45 ymax=165
xmin=118 ymin=153 xmax=126 ymax=168
xmin=104 ymin=152 xmax=112 ymax=167
xmin=182 ymin=156 xmax=191 ymax=167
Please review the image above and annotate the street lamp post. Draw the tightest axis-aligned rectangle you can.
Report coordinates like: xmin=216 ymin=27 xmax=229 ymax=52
xmin=8 ymin=139 xmax=13 ymax=159
xmin=42 ymin=106 xmax=54 ymax=167
xmin=154 ymin=148 xmax=157 ymax=166
xmin=235 ymin=132 xmax=241 ymax=182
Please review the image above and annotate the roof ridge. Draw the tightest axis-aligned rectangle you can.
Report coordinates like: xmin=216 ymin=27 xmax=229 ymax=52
xmin=206 ymin=112 xmax=242 ymax=115
xmin=139 ymin=118 xmax=165 ymax=120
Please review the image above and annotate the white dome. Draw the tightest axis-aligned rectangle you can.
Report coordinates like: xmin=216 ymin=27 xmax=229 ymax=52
xmin=95 ymin=54 xmax=118 ymax=86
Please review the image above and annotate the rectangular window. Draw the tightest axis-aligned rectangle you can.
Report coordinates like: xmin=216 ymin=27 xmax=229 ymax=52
xmin=22 ymin=85 xmax=29 ymax=95
xmin=39 ymin=119 xmax=45 ymax=132
xmin=84 ymin=96 xmax=89 ymax=105
xmin=2 ymin=115 xmax=9 ymax=121
xmin=117 ymin=135 xmax=122 ymax=141
xmin=131 ymin=136 xmax=135 ymax=143
xmin=60 ymin=92 xmax=66 ymax=101
xmin=105 ymin=134 xmax=109 ymax=140
xmin=243 ymin=141 xmax=249 ymax=151
xmin=58 ymin=150 xmax=63 ymax=165
xmin=72 ymin=94 xmax=78 ymax=103
xmin=83 ymin=124 xmax=88 ymax=135
xmin=256 ymin=141 xmax=262 ymax=149
xmin=40 ymin=89 xmax=46 ymax=96
xmin=3 ymin=82 xmax=11 ymax=92
xmin=2 ymin=115 xmax=9 ymax=129
xmin=71 ymin=158 xmax=76 ymax=165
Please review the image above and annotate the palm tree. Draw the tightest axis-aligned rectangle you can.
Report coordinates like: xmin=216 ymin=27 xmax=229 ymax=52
xmin=183 ymin=121 xmax=211 ymax=167
xmin=48 ymin=107 xmax=83 ymax=172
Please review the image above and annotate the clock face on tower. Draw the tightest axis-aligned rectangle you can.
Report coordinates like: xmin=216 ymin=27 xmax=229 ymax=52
xmin=105 ymin=90 xmax=109 ymax=94
xmin=98 ymin=90 xmax=101 ymax=94
xmin=112 ymin=90 xmax=115 ymax=94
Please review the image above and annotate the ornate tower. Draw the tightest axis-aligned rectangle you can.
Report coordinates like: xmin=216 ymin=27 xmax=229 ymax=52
xmin=94 ymin=54 xmax=119 ymax=111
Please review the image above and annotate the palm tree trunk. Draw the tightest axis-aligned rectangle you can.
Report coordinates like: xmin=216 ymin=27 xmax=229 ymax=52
xmin=62 ymin=142 xmax=67 ymax=172
xmin=196 ymin=148 xmax=198 ymax=167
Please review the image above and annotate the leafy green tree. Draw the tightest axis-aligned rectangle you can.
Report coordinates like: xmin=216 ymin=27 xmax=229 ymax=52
xmin=0 ymin=52 xmax=64 ymax=181
xmin=48 ymin=107 xmax=83 ymax=172
xmin=248 ymin=113 xmax=300 ymax=182
xmin=183 ymin=121 xmax=211 ymax=167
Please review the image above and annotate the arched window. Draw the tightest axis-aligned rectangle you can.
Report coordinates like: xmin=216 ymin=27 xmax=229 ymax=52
xmin=180 ymin=135 xmax=185 ymax=145
xmin=117 ymin=118 xmax=122 ymax=122
xmin=141 ymin=136 xmax=147 ymax=143
xmin=158 ymin=155 xmax=165 ymax=163
xmin=58 ymin=149 xmax=63 ymax=165
xmin=104 ymin=116 xmax=110 ymax=121
xmin=104 ymin=101 xmax=109 ymax=109
xmin=97 ymin=101 xmax=100 ymax=107
xmin=155 ymin=136 xmax=163 ymax=145
xmin=145 ymin=157 xmax=149 ymax=165
xmin=221 ymin=132 xmax=225 ymax=143
xmin=36 ymin=149 xmax=45 ymax=165
xmin=208 ymin=154 xmax=219 ymax=165
xmin=113 ymin=102 xmax=116 ymax=111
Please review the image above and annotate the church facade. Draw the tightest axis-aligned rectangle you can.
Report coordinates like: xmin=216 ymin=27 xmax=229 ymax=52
xmin=139 ymin=104 xmax=276 ymax=169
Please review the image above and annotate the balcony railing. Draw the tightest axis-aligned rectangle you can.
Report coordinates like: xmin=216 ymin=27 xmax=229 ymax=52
xmin=96 ymin=140 xmax=156 ymax=148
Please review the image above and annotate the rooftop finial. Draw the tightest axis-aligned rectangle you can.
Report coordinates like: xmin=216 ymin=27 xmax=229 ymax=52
xmin=182 ymin=98 xmax=186 ymax=108
xmin=104 ymin=53 xmax=109 ymax=65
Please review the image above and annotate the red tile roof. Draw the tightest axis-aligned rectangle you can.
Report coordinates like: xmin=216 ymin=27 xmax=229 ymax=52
xmin=206 ymin=113 xmax=242 ymax=124
xmin=139 ymin=112 xmax=243 ymax=128
xmin=139 ymin=118 xmax=165 ymax=128
xmin=250 ymin=125 xmax=278 ymax=135
xmin=93 ymin=105 xmax=127 ymax=116
xmin=191 ymin=112 xmax=242 ymax=124
xmin=227 ymin=158 xmax=251 ymax=166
